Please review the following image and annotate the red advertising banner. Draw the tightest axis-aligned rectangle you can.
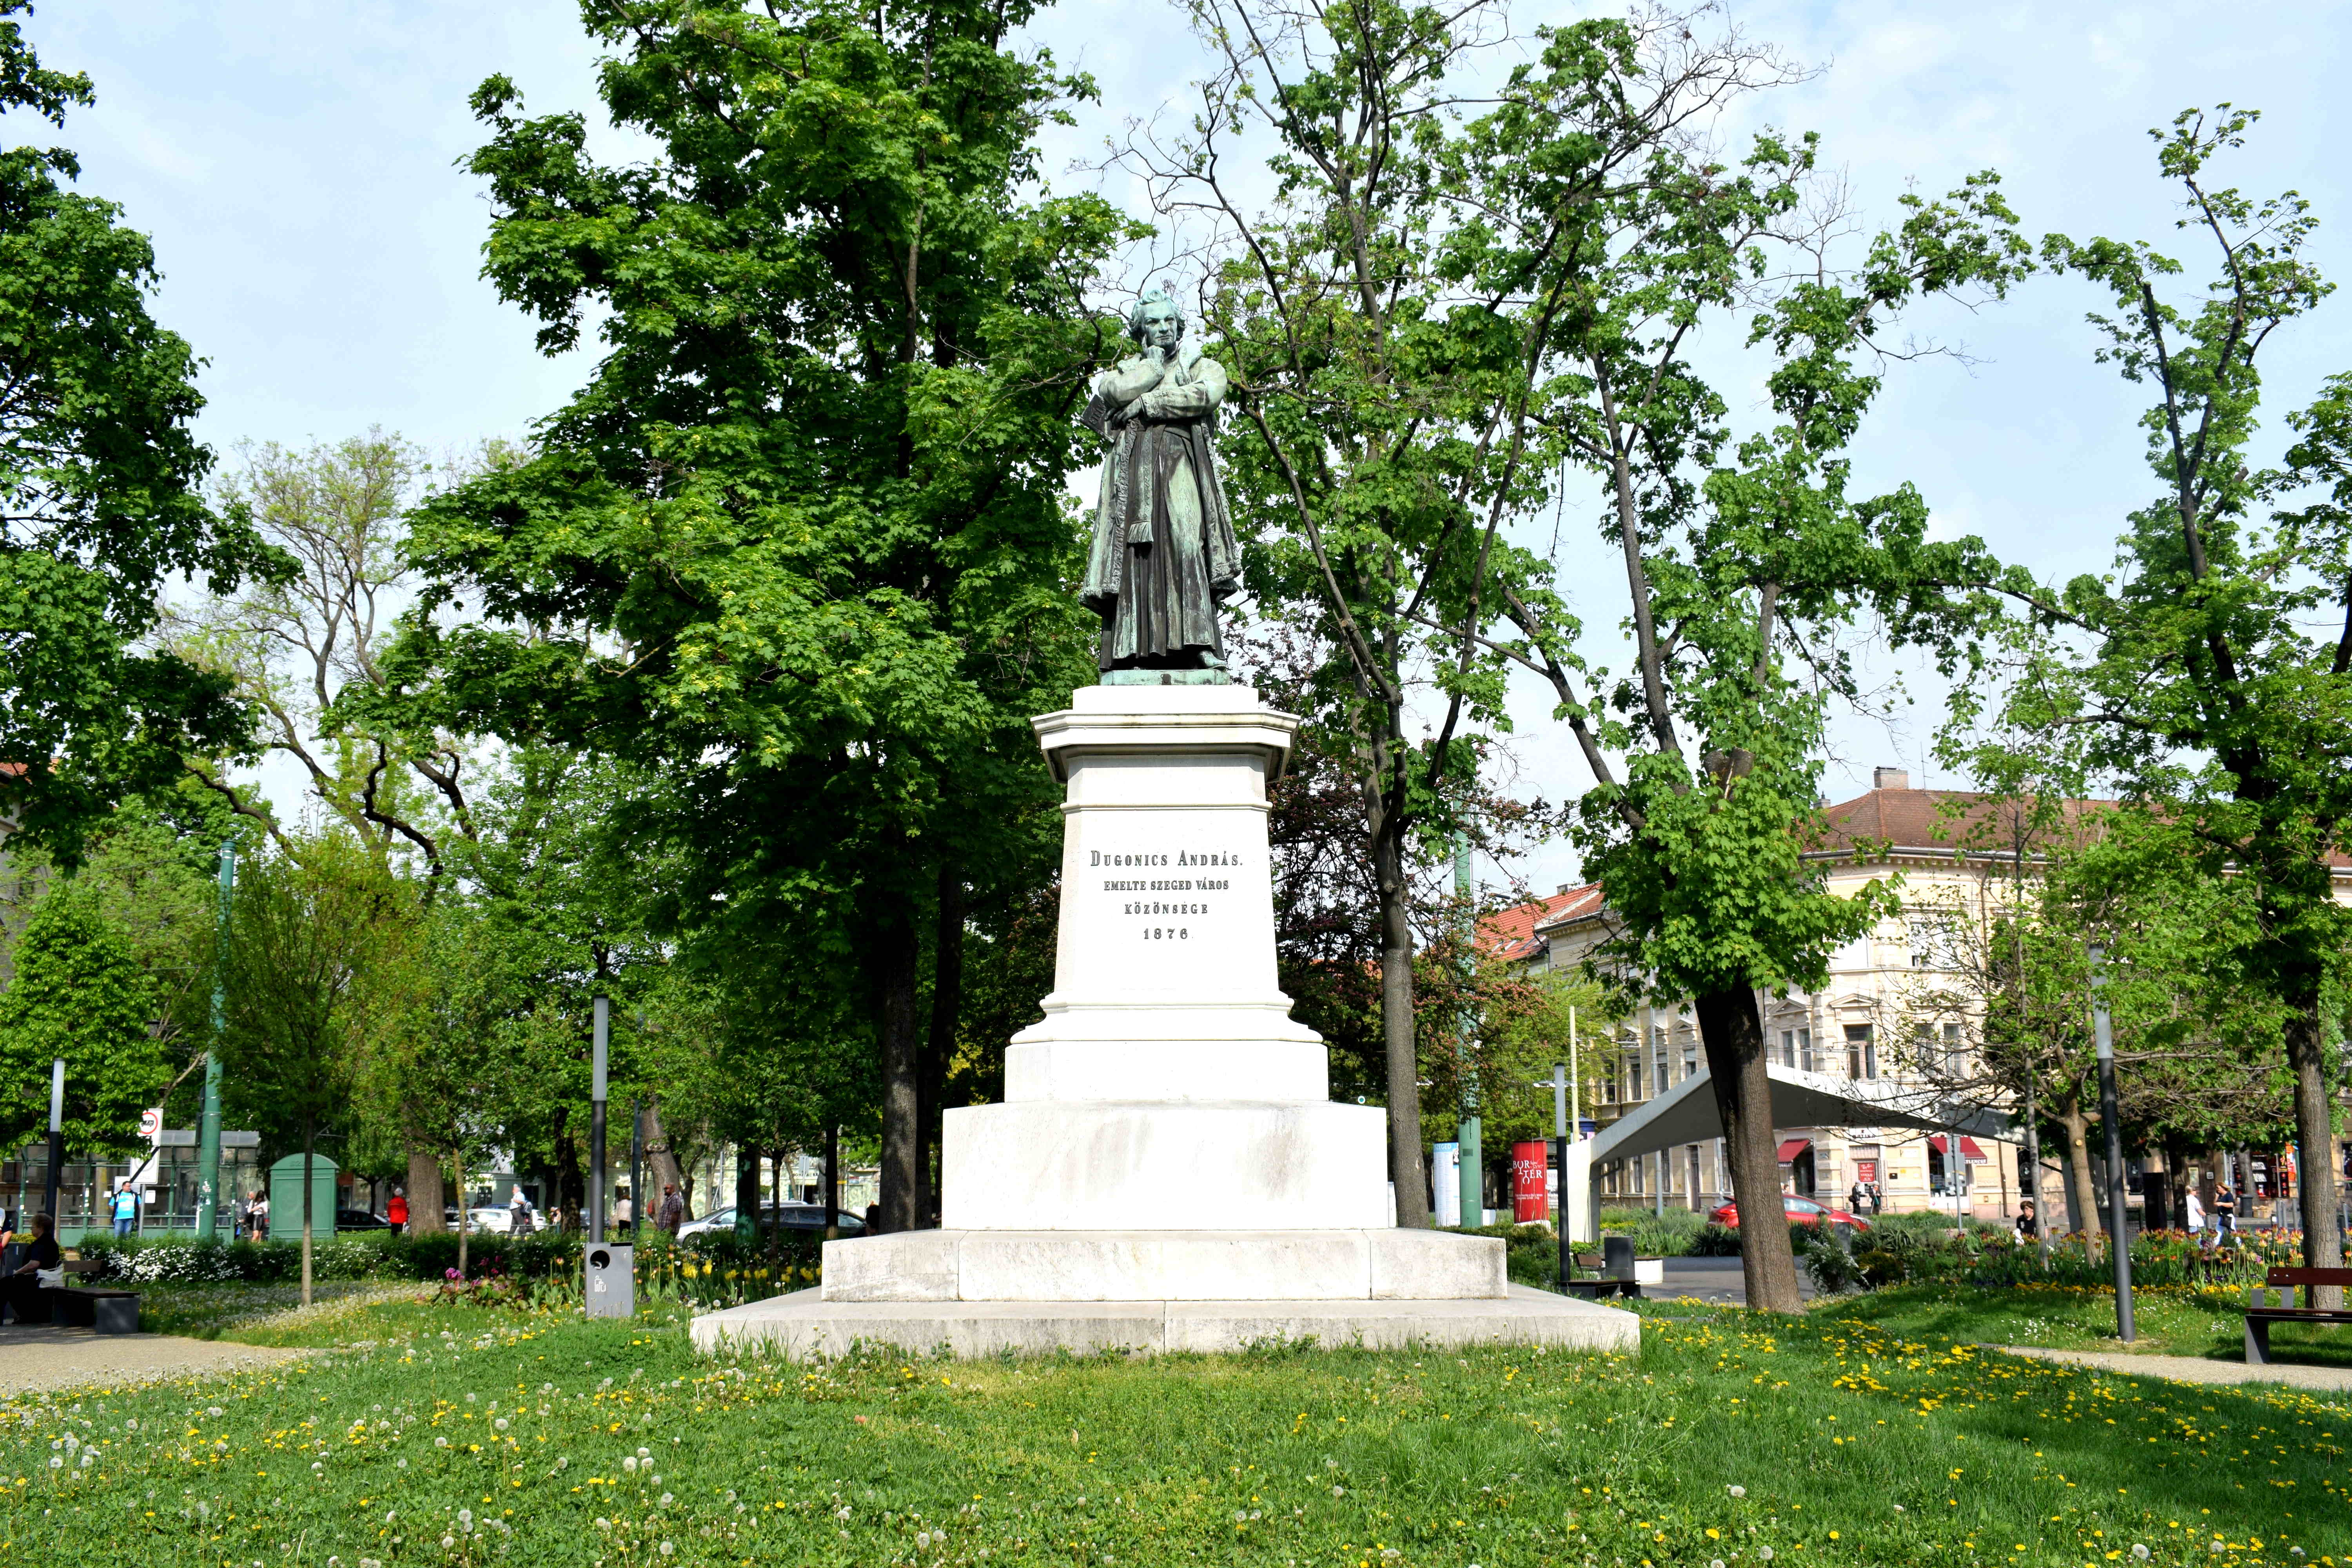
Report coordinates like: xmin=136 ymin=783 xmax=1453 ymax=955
xmin=1512 ymin=1141 xmax=1550 ymax=1223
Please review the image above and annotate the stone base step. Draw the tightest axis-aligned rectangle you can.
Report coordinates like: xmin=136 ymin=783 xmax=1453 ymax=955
xmin=690 ymin=1285 xmax=1641 ymax=1360
xmin=818 ymin=1228 xmax=1503 ymax=1302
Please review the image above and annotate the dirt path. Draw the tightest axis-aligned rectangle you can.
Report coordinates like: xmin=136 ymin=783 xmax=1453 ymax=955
xmin=1995 ymin=1343 xmax=2352 ymax=1395
xmin=0 ymin=1326 xmax=310 ymax=1396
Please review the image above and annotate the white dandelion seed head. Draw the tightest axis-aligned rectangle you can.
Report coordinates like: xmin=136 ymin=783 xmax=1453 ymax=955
xmin=1728 ymin=1485 xmax=1745 ymax=1498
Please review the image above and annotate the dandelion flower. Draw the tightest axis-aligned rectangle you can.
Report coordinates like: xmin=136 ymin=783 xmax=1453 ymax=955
xmin=1728 ymin=1486 xmax=1745 ymax=1499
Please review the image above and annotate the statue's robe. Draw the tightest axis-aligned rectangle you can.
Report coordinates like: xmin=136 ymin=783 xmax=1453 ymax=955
xmin=1080 ymin=345 xmax=1241 ymax=668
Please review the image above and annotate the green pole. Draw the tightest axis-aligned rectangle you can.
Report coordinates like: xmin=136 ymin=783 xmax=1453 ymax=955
xmin=1454 ymin=836 xmax=1481 ymax=1229
xmin=194 ymin=839 xmax=234 ymax=1240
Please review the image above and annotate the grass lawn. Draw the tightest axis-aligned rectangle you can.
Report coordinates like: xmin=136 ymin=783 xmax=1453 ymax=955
xmin=1814 ymin=1282 xmax=2352 ymax=1368
xmin=0 ymin=1290 xmax=2345 ymax=1567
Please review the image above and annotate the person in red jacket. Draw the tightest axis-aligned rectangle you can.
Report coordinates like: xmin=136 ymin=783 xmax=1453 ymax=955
xmin=387 ymin=1189 xmax=409 ymax=1232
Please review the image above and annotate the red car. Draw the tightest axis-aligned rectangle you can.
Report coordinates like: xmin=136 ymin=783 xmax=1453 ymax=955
xmin=1709 ymin=1196 xmax=1871 ymax=1232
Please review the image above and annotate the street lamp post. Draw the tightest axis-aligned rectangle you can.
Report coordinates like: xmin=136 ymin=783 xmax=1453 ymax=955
xmin=590 ymin=997 xmax=610 ymax=1244
xmin=2088 ymin=945 xmax=2134 ymax=1342
xmin=42 ymin=1060 xmax=64 ymax=1225
xmin=1535 ymin=1062 xmax=1572 ymax=1289
xmin=196 ymin=837 xmax=234 ymax=1240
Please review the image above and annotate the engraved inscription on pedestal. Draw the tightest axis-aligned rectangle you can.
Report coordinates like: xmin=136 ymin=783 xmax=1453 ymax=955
xmin=1093 ymin=848 xmax=1242 ymax=935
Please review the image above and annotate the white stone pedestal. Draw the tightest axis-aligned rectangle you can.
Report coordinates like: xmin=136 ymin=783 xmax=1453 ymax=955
xmin=692 ymin=684 xmax=1636 ymax=1359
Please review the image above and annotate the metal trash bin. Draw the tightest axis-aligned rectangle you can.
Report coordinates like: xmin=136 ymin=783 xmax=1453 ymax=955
xmin=584 ymin=1243 xmax=634 ymax=1319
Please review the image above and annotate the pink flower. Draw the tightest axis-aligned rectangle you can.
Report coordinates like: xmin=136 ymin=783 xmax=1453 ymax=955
xmin=446 ymin=1268 xmax=462 ymax=1280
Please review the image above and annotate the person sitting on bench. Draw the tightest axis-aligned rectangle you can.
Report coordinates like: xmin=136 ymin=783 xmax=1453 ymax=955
xmin=2 ymin=1214 xmax=59 ymax=1326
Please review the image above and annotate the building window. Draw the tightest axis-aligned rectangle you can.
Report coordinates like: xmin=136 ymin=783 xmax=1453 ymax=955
xmin=1625 ymin=1057 xmax=1641 ymax=1103
xmin=1682 ymin=1047 xmax=1698 ymax=1082
xmin=1798 ymin=1027 xmax=1813 ymax=1072
xmin=1943 ymin=1021 xmax=1965 ymax=1076
xmin=1845 ymin=1023 xmax=1876 ymax=1079
xmin=1779 ymin=1029 xmax=1796 ymax=1068
xmin=1653 ymin=1058 xmax=1669 ymax=1097
xmin=1910 ymin=915 xmax=1959 ymax=970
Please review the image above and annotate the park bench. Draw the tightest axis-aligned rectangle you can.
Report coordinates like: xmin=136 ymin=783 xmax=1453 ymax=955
xmin=2244 ymin=1266 xmax=2352 ymax=1365
xmin=49 ymin=1259 xmax=139 ymax=1334
xmin=1563 ymin=1239 xmax=1646 ymax=1301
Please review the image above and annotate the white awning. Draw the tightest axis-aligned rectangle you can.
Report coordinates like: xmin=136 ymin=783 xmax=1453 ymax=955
xmin=1588 ymin=1063 xmax=2012 ymax=1169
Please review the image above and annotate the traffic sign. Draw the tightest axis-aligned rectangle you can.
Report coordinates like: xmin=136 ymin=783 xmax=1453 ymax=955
xmin=139 ymin=1107 xmax=162 ymax=1144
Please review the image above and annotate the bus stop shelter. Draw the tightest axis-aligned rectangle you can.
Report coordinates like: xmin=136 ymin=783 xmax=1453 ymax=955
xmin=1561 ymin=1063 xmax=2013 ymax=1241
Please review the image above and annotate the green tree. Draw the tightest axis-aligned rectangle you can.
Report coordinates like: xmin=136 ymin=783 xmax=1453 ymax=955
xmin=394 ymin=0 xmax=1129 ymax=1231
xmin=1120 ymin=0 xmax=1581 ymax=1222
xmin=0 ymin=882 xmax=166 ymax=1158
xmin=1985 ymin=107 xmax=2349 ymax=1278
xmin=172 ymin=432 xmax=488 ymax=875
xmin=1475 ymin=27 xmax=2027 ymax=1308
xmin=213 ymin=837 xmax=407 ymax=1302
xmin=0 ymin=5 xmax=281 ymax=858
xmin=364 ymin=896 xmax=530 ymax=1274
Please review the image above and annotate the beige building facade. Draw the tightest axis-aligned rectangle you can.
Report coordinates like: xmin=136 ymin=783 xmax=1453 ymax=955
xmin=1506 ymin=769 xmax=2057 ymax=1221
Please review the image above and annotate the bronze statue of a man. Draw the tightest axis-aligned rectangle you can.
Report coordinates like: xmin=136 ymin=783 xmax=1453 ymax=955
xmin=1080 ymin=288 xmax=1241 ymax=682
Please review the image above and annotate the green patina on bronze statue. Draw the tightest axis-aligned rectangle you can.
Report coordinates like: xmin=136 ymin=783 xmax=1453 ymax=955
xmin=1080 ymin=289 xmax=1241 ymax=684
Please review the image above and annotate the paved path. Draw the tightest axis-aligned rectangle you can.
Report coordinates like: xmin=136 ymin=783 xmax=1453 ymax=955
xmin=1648 ymin=1255 xmax=1818 ymax=1306
xmin=1993 ymin=1343 xmax=2352 ymax=1395
xmin=0 ymin=1327 xmax=309 ymax=1396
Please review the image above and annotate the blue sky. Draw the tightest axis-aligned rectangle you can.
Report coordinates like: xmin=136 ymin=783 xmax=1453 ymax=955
xmin=11 ymin=1 xmax=2348 ymax=894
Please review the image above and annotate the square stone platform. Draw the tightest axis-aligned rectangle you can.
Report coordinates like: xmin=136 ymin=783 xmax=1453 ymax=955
xmin=818 ymin=1227 xmax=1505 ymax=1302
xmin=690 ymin=1283 xmax=1641 ymax=1360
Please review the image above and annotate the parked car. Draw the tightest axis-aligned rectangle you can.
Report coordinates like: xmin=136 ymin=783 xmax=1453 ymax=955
xmin=335 ymin=1208 xmax=392 ymax=1231
xmin=1708 ymin=1196 xmax=1871 ymax=1233
xmin=676 ymin=1203 xmax=867 ymax=1240
xmin=463 ymin=1207 xmax=515 ymax=1235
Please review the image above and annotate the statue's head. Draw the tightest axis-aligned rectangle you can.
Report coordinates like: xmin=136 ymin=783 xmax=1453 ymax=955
xmin=1127 ymin=287 xmax=1186 ymax=351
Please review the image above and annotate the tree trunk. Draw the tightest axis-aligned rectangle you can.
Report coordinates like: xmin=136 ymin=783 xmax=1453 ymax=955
xmin=454 ymin=1145 xmax=468 ymax=1281
xmin=300 ymin=1118 xmax=316 ymax=1309
xmin=405 ymin=1145 xmax=446 ymax=1235
xmin=877 ymin=920 xmax=924 ymax=1234
xmin=1373 ymin=825 xmax=1429 ymax=1229
xmin=922 ymin=866 xmax=964 ymax=1229
xmin=641 ymin=1096 xmax=686 ymax=1218
xmin=1693 ymin=986 xmax=1802 ymax=1314
xmin=824 ymin=1122 xmax=841 ymax=1241
xmin=2056 ymin=1090 xmax=2100 ymax=1245
xmin=2285 ymin=1004 xmax=2343 ymax=1301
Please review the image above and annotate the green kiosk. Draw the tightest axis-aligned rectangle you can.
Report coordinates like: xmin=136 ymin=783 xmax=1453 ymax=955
xmin=267 ymin=1154 xmax=339 ymax=1241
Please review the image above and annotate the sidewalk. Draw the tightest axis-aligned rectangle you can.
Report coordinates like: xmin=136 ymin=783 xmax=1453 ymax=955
xmin=1648 ymin=1255 xmax=1819 ymax=1306
xmin=1993 ymin=1343 xmax=2352 ymax=1395
xmin=0 ymin=1326 xmax=309 ymax=1396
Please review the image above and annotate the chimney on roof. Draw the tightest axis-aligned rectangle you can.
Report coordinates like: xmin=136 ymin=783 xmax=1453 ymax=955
xmin=1556 ymin=883 xmax=1573 ymax=897
xmin=1873 ymin=766 xmax=1911 ymax=791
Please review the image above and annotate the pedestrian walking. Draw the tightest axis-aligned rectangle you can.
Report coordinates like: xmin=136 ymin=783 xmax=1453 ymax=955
xmin=508 ymin=1186 xmax=532 ymax=1235
xmin=657 ymin=1183 xmax=684 ymax=1235
xmin=110 ymin=1181 xmax=138 ymax=1239
xmin=2212 ymin=1183 xmax=2237 ymax=1245
xmin=2185 ymin=1186 xmax=2207 ymax=1247
xmin=387 ymin=1188 xmax=408 ymax=1232
xmin=1848 ymin=1180 xmax=1866 ymax=1216
xmin=2015 ymin=1198 xmax=2038 ymax=1241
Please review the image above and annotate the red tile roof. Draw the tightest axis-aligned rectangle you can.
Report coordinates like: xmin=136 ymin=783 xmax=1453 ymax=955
xmin=1808 ymin=786 xmax=2105 ymax=855
xmin=1480 ymin=882 xmax=1604 ymax=962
